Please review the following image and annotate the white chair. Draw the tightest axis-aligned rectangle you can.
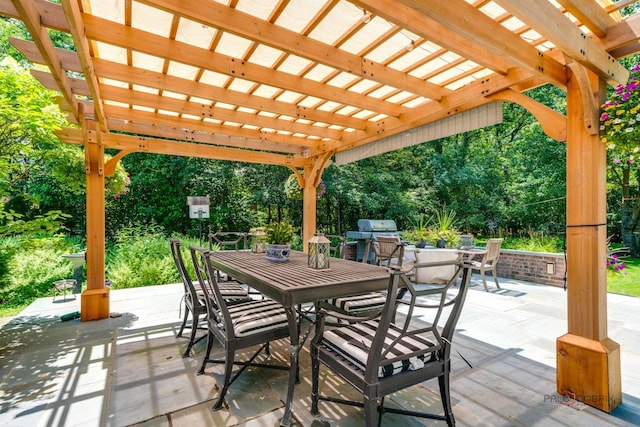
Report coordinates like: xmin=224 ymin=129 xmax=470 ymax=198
xmin=463 ymin=238 xmax=503 ymax=291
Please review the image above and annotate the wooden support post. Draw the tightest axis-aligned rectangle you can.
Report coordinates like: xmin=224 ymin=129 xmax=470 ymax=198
xmin=81 ymin=115 xmax=109 ymax=321
xmin=558 ymin=67 xmax=621 ymax=412
xmin=302 ymin=166 xmax=317 ymax=253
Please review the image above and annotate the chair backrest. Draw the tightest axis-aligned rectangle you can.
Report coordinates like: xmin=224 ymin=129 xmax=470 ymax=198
xmin=170 ymin=239 xmax=202 ymax=307
xmin=482 ymin=238 xmax=503 ymax=265
xmin=374 ymin=236 xmax=404 ymax=267
xmin=208 ymin=232 xmax=248 ymax=251
xmin=325 ymin=234 xmax=346 ymax=258
xmin=189 ymin=245 xmax=236 ymax=340
xmin=364 ymin=261 xmax=472 ymax=383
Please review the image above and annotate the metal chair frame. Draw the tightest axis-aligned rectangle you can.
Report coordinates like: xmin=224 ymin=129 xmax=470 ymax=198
xmin=311 ymin=260 xmax=472 ymax=426
xmin=189 ymin=245 xmax=291 ymax=410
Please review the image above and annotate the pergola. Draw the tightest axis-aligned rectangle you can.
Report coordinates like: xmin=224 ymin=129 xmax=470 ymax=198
xmin=3 ymin=0 xmax=640 ymax=415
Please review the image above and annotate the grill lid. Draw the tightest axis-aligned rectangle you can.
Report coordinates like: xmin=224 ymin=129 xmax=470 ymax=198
xmin=357 ymin=219 xmax=397 ymax=232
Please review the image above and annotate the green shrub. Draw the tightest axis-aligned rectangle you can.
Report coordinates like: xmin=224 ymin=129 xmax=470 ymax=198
xmin=107 ymin=227 xmax=175 ymax=289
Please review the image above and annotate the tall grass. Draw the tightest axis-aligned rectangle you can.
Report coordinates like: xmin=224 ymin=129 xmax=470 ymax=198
xmin=106 ymin=225 xmax=200 ymax=289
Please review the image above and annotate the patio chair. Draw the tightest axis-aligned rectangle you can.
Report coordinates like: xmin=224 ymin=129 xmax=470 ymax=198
xmin=462 ymin=238 xmax=503 ymax=291
xmin=208 ymin=231 xmax=249 ymax=251
xmin=372 ymin=235 xmax=405 ymax=267
xmin=170 ymin=239 xmax=250 ymax=357
xmin=189 ymin=245 xmax=291 ymax=410
xmin=319 ymin=236 xmax=405 ymax=318
xmin=310 ymin=259 xmax=472 ymax=426
xmin=325 ymin=234 xmax=346 ymax=258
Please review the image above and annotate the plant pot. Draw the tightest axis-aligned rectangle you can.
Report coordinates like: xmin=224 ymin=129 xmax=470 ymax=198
xmin=265 ymin=244 xmax=291 ymax=262
xmin=436 ymin=238 xmax=446 ymax=248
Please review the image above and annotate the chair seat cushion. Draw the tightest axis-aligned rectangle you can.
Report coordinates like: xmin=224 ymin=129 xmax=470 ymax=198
xmin=322 ymin=320 xmax=438 ymax=378
xmin=328 ymin=292 xmax=387 ymax=314
xmin=224 ymin=299 xmax=289 ymax=336
xmin=219 ymin=282 xmax=249 ymax=300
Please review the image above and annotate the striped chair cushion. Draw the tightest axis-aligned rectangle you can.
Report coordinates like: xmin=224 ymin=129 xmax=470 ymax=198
xmin=323 ymin=320 xmax=438 ymax=378
xmin=222 ymin=299 xmax=289 ymax=337
xmin=219 ymin=282 xmax=249 ymax=300
xmin=329 ymin=292 xmax=387 ymax=314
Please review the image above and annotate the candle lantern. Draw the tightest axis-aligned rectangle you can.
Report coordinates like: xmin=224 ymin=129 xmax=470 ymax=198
xmin=251 ymin=229 xmax=267 ymax=253
xmin=308 ymin=233 xmax=331 ymax=269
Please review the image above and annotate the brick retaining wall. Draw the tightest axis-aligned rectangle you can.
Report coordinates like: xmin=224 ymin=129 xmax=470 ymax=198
xmin=344 ymin=242 xmax=566 ymax=287
xmin=495 ymin=249 xmax=566 ymax=288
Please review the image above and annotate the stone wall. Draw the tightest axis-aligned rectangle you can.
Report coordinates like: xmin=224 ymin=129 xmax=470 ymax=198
xmin=495 ymin=249 xmax=566 ymax=288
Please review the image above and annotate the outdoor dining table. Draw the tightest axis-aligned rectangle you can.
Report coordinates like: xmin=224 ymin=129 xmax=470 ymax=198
xmin=207 ymin=250 xmax=391 ymax=427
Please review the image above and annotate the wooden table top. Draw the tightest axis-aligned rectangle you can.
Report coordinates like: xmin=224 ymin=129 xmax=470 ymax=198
xmin=208 ymin=250 xmax=391 ymax=307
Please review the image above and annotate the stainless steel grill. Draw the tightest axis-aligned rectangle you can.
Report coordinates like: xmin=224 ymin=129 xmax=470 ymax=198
xmin=346 ymin=219 xmax=400 ymax=262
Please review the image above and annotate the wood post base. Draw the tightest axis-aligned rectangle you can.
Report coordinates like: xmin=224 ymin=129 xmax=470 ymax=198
xmin=557 ymin=333 xmax=622 ymax=412
xmin=80 ymin=288 xmax=110 ymax=321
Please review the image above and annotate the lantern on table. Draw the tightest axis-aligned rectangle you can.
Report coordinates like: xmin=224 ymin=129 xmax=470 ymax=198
xmin=251 ymin=228 xmax=266 ymax=253
xmin=308 ymin=233 xmax=330 ymax=270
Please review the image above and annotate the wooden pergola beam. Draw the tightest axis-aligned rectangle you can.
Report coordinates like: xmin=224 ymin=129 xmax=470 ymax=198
xmin=57 ymin=128 xmax=314 ymax=168
xmin=390 ymin=0 xmax=568 ymax=88
xmin=138 ymin=0 xmax=449 ymax=102
xmin=351 ymin=0 xmax=513 ymax=75
xmin=102 ymin=105 xmax=325 ymax=149
xmin=60 ymin=0 xmax=106 ymax=130
xmin=494 ymin=0 xmax=628 ymax=86
xmin=82 ymin=14 xmax=406 ymax=118
xmin=10 ymin=0 xmax=79 ymax=119
xmin=98 ymin=85 xmax=343 ymax=141
xmin=556 ymin=0 xmax=617 ymax=38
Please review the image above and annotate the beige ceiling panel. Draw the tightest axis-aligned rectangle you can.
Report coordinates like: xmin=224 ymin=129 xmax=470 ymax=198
xmin=216 ymin=32 xmax=252 ymax=58
xmin=326 ymin=72 xmax=360 ymax=89
xmin=308 ymin=2 xmax=361 ymax=45
xmin=101 ymin=78 xmax=128 ymax=89
xmin=166 ymin=62 xmax=199 ymax=81
xmin=199 ymin=70 xmax=230 ymax=87
xmin=236 ymin=0 xmax=281 ymax=21
xmin=95 ymin=42 xmax=127 ymax=65
xmin=87 ymin=0 xmax=124 ymax=24
xmin=131 ymin=51 xmax=164 ymax=72
xmin=161 ymin=91 xmax=188 ymax=101
xmin=304 ymin=63 xmax=339 ymax=82
xmin=131 ymin=2 xmax=172 ymax=37
xmin=174 ymin=18 xmax=216 ymax=48
xmin=401 ymin=97 xmax=428 ymax=108
xmin=275 ymin=91 xmax=304 ymax=103
xmin=277 ymin=55 xmax=313 ymax=76
xmin=249 ymin=44 xmax=285 ymax=69
xmin=133 ymin=105 xmax=155 ymax=113
xmin=251 ymin=84 xmax=280 ymax=98
xmin=274 ymin=0 xmax=325 ymax=33
xmin=189 ymin=96 xmax=211 ymax=105
xmin=157 ymin=109 xmax=179 ymax=117
xmin=131 ymin=84 xmax=159 ymax=95
xmin=226 ymin=77 xmax=255 ymax=93
xmin=340 ymin=20 xmax=395 ymax=57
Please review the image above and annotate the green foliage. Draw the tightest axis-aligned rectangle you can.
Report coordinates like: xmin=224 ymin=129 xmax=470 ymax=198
xmin=0 ymin=235 xmax=77 ymax=307
xmin=106 ymin=225 xmax=178 ymax=289
xmin=0 ymin=209 xmax=70 ymax=237
xmin=265 ymin=221 xmax=295 ymax=245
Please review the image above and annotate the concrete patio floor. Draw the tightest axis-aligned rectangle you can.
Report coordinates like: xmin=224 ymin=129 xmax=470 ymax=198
xmin=1 ymin=275 xmax=639 ymax=427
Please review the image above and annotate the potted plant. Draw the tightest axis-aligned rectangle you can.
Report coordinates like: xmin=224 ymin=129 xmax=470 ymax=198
xmin=425 ymin=209 xmax=460 ymax=248
xmin=265 ymin=221 xmax=295 ymax=262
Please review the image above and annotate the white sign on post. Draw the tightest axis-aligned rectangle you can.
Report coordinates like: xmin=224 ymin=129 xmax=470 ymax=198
xmin=187 ymin=196 xmax=210 ymax=219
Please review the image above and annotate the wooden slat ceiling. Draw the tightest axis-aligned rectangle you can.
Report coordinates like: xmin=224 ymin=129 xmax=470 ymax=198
xmin=3 ymin=0 xmax=640 ymax=168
